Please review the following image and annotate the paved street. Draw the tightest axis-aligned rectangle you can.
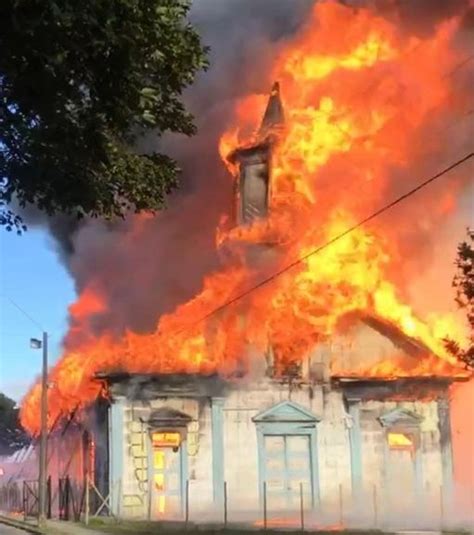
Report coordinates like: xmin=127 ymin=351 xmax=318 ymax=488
xmin=0 ymin=524 xmax=29 ymax=534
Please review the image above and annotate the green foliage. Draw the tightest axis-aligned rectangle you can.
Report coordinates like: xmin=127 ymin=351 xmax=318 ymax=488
xmin=0 ymin=392 xmax=29 ymax=454
xmin=0 ymin=0 xmax=209 ymax=230
xmin=445 ymin=228 xmax=474 ymax=369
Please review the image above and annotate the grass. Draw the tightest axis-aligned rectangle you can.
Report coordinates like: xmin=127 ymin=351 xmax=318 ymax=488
xmin=86 ymin=518 xmax=394 ymax=535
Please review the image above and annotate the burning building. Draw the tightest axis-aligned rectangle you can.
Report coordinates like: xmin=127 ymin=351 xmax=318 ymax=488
xmin=16 ymin=1 xmax=473 ymax=528
xmin=23 ymin=84 xmax=466 ymax=527
xmin=84 ymin=86 xmax=466 ymax=525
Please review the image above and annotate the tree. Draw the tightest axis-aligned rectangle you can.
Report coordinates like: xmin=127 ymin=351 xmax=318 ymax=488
xmin=445 ymin=228 xmax=474 ymax=369
xmin=0 ymin=393 xmax=29 ymax=455
xmin=0 ymin=0 xmax=208 ymax=231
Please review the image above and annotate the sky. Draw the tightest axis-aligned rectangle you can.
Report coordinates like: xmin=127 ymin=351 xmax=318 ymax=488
xmin=0 ymin=228 xmax=75 ymax=403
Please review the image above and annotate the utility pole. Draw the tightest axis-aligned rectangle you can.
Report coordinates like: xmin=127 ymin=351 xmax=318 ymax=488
xmin=38 ymin=331 xmax=48 ymax=525
xmin=2 ymin=296 xmax=49 ymax=525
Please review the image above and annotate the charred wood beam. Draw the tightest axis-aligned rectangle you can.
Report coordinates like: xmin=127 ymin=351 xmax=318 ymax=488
xmin=96 ymin=372 xmax=229 ymax=401
xmin=335 ymin=377 xmax=456 ymax=401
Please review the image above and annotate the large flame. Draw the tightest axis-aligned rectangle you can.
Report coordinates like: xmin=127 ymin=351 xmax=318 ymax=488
xmin=21 ymin=1 xmax=471 ymax=434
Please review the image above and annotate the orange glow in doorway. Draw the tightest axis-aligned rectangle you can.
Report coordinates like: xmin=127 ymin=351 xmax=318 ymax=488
xmin=152 ymin=432 xmax=181 ymax=448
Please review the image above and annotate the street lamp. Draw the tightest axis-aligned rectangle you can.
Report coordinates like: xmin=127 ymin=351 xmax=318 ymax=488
xmin=30 ymin=332 xmax=48 ymax=526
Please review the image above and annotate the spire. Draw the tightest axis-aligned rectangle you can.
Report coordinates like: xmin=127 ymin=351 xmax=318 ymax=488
xmin=258 ymin=82 xmax=284 ymax=136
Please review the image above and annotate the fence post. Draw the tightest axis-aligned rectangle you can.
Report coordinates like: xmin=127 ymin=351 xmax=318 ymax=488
xmin=22 ymin=481 xmax=26 ymax=521
xmin=373 ymin=485 xmax=378 ymax=528
xmin=223 ymin=481 xmax=228 ymax=527
xmin=185 ymin=479 xmax=189 ymax=530
xmin=65 ymin=476 xmax=70 ymax=522
xmin=117 ymin=478 xmax=122 ymax=521
xmin=85 ymin=474 xmax=90 ymax=526
xmin=263 ymin=481 xmax=267 ymax=530
xmin=300 ymin=482 xmax=305 ymax=531
xmin=47 ymin=476 xmax=52 ymax=519
xmin=338 ymin=483 xmax=343 ymax=526
xmin=440 ymin=485 xmax=444 ymax=529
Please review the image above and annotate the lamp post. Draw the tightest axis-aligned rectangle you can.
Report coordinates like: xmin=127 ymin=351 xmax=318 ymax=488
xmin=30 ymin=332 xmax=48 ymax=525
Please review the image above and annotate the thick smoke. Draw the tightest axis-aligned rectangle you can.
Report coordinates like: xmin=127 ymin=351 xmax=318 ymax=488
xmin=20 ymin=0 xmax=473 ymax=336
xmin=23 ymin=0 xmax=315 ymax=337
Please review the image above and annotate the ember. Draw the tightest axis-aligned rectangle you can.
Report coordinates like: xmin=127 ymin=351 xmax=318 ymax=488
xmin=20 ymin=0 xmax=472 ymax=436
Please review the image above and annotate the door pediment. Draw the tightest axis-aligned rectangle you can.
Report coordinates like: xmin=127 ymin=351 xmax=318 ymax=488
xmin=252 ymin=401 xmax=320 ymax=423
xmin=379 ymin=408 xmax=423 ymax=428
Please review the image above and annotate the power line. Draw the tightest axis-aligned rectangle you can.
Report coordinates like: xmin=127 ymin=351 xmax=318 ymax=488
xmin=0 ymin=294 xmax=44 ymax=332
xmin=444 ymin=54 xmax=474 ymax=79
xmin=177 ymin=152 xmax=473 ymax=333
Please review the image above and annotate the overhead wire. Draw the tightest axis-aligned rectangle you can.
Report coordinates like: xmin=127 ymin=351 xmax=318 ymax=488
xmin=172 ymin=152 xmax=474 ymax=334
xmin=169 ymin=50 xmax=474 ymax=336
xmin=0 ymin=294 xmax=44 ymax=332
xmin=5 ymin=42 xmax=473 ymax=361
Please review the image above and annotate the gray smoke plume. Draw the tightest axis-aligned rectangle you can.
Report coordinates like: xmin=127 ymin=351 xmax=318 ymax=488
xmin=48 ymin=0 xmax=315 ymax=340
xmin=17 ymin=0 xmax=473 ymax=339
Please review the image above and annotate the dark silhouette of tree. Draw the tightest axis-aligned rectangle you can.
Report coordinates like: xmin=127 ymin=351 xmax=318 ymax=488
xmin=445 ymin=228 xmax=474 ymax=369
xmin=0 ymin=393 xmax=29 ymax=455
xmin=0 ymin=0 xmax=208 ymax=231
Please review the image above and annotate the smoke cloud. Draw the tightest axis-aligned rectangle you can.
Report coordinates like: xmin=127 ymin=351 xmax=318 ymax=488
xmin=18 ymin=0 xmax=473 ymax=336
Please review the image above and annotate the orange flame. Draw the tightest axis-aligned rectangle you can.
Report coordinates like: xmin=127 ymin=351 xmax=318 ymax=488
xmin=20 ymin=1 xmax=471 ymax=434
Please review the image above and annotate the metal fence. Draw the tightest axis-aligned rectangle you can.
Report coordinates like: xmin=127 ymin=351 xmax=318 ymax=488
xmin=1 ymin=478 xmax=473 ymax=532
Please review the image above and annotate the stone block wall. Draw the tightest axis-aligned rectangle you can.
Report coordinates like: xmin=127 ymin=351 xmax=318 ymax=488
xmin=122 ymin=401 xmax=148 ymax=518
xmin=221 ymin=381 xmax=352 ymax=511
xmin=359 ymin=400 xmax=443 ymax=503
xmin=317 ymin=391 xmax=352 ymax=507
xmin=112 ymin=381 xmax=449 ymax=524
xmin=119 ymin=397 xmax=214 ymax=518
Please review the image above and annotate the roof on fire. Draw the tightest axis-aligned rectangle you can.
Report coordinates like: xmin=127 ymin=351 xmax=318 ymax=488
xmin=332 ymin=312 xmax=469 ymax=381
xmin=94 ymin=313 xmax=469 ymax=392
xmin=226 ymin=81 xmax=284 ymax=165
xmin=258 ymin=81 xmax=285 ymax=135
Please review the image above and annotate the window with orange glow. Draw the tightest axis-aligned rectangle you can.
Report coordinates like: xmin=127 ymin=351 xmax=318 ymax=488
xmin=152 ymin=432 xmax=181 ymax=448
xmin=387 ymin=432 xmax=414 ymax=449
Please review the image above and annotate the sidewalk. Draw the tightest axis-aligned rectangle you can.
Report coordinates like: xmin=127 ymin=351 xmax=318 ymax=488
xmin=0 ymin=514 xmax=100 ymax=535
xmin=45 ymin=520 xmax=101 ymax=535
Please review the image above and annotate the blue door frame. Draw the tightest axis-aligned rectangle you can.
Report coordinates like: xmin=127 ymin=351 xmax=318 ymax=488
xmin=253 ymin=401 xmax=321 ymax=508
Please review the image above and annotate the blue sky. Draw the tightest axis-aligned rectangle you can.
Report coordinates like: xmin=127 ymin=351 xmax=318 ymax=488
xmin=0 ymin=228 xmax=75 ymax=403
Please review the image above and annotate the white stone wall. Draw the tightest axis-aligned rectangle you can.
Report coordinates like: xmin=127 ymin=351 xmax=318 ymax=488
xmin=122 ymin=401 xmax=149 ymax=518
xmin=221 ymin=381 xmax=352 ymax=512
xmin=119 ymin=397 xmax=214 ymax=519
xmin=116 ymin=385 xmax=446 ymax=524
xmin=317 ymin=391 xmax=352 ymax=508
xmin=359 ymin=400 xmax=443 ymax=504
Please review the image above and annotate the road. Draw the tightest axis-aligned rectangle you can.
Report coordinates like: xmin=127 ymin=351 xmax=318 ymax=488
xmin=0 ymin=525 xmax=30 ymax=534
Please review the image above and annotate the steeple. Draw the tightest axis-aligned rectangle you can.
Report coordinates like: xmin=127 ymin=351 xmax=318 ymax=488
xmin=227 ymin=82 xmax=285 ymax=226
xmin=258 ymin=82 xmax=285 ymax=137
